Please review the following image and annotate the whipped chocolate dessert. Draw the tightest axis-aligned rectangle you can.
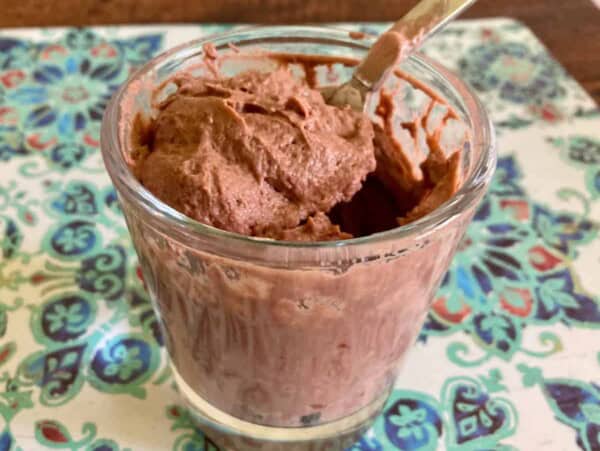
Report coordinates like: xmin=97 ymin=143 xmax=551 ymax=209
xmin=125 ymin=51 xmax=469 ymax=430
xmin=131 ymin=62 xmax=463 ymax=241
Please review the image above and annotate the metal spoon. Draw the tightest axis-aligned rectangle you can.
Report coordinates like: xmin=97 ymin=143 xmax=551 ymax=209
xmin=324 ymin=0 xmax=478 ymax=110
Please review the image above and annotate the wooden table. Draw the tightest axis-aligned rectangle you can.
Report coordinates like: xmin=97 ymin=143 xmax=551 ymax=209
xmin=3 ymin=0 xmax=600 ymax=103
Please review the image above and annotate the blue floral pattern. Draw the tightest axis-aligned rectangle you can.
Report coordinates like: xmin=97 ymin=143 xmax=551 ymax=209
xmin=459 ymin=42 xmax=566 ymax=105
xmin=0 ymin=29 xmax=161 ymax=168
xmin=422 ymin=155 xmax=599 ymax=366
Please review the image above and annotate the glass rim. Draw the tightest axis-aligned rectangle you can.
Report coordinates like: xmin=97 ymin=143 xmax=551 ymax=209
xmin=101 ymin=25 xmax=497 ymax=250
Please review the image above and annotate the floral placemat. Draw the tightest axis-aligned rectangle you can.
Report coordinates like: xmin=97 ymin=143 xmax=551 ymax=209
xmin=0 ymin=19 xmax=599 ymax=451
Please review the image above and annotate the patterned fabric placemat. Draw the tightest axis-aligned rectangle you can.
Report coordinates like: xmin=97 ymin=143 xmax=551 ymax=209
xmin=0 ymin=19 xmax=599 ymax=451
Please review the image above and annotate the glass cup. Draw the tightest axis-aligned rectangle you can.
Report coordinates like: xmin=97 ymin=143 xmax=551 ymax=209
xmin=101 ymin=26 xmax=496 ymax=450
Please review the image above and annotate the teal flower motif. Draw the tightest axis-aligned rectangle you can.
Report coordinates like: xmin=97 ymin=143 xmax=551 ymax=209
xmin=45 ymin=303 xmax=84 ymax=334
xmin=39 ymin=295 xmax=95 ymax=342
xmin=89 ymin=336 xmax=157 ymax=396
xmin=389 ymin=405 xmax=429 ymax=440
xmin=48 ymin=220 xmax=99 ymax=258
xmin=103 ymin=344 xmax=143 ymax=381
xmin=380 ymin=394 xmax=442 ymax=449
xmin=54 ymin=226 xmax=92 ymax=254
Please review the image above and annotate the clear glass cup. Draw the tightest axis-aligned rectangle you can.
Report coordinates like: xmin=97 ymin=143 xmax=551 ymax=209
xmin=101 ymin=26 xmax=496 ymax=450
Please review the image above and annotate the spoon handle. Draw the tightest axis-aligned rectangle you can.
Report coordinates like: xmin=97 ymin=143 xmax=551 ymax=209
xmin=353 ymin=0 xmax=477 ymax=91
xmin=395 ymin=0 xmax=478 ymax=38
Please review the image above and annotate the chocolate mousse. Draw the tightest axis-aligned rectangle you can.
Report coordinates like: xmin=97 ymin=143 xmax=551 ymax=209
xmin=131 ymin=61 xmax=464 ymax=241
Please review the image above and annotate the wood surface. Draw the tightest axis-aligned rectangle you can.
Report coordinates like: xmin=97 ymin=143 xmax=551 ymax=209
xmin=2 ymin=0 xmax=599 ymax=103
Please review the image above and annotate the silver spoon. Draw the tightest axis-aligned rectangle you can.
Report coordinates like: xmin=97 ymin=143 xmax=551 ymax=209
xmin=324 ymin=0 xmax=478 ymax=110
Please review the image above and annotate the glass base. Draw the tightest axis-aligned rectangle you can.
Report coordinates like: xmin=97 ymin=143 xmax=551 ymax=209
xmin=172 ymin=367 xmax=388 ymax=450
